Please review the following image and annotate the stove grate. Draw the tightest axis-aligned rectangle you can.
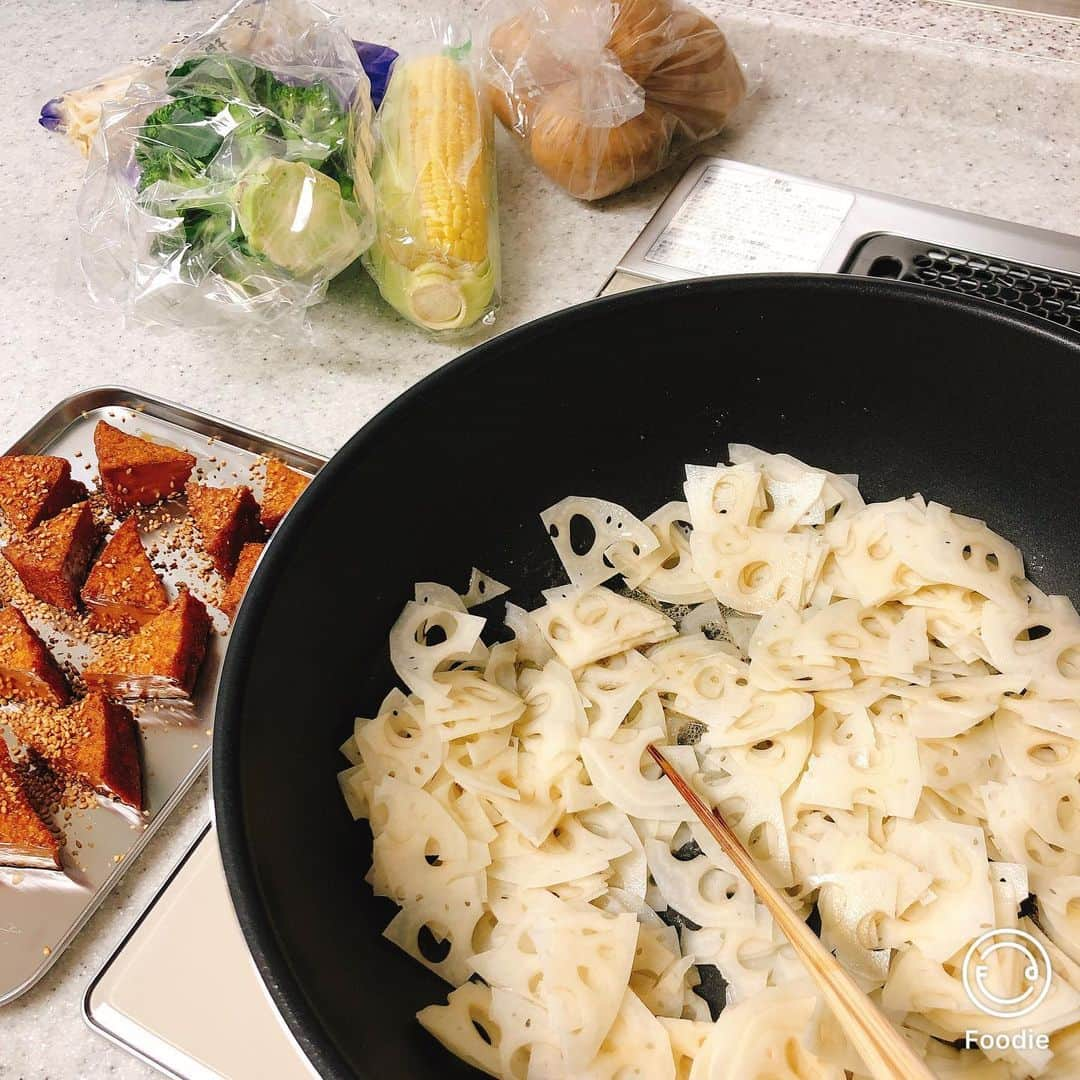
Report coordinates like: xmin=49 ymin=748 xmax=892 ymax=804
xmin=845 ymin=234 xmax=1080 ymax=331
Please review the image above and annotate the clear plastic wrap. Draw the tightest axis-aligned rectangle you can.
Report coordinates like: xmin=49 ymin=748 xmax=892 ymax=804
xmin=481 ymin=0 xmax=748 ymax=201
xmin=362 ymin=31 xmax=501 ymax=335
xmin=41 ymin=37 xmax=398 ymax=158
xmin=41 ymin=56 xmax=185 ymax=159
xmin=76 ymin=0 xmax=379 ymax=331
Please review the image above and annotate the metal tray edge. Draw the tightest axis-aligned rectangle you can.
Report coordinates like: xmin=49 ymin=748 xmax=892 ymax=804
xmin=4 ymin=386 xmax=326 ymax=473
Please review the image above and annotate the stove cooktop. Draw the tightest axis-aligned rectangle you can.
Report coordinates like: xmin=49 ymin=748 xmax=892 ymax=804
xmin=602 ymin=157 xmax=1080 ymax=342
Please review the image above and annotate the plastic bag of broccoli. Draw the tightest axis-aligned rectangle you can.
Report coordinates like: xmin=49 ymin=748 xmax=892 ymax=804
xmin=77 ymin=0 xmax=378 ymax=331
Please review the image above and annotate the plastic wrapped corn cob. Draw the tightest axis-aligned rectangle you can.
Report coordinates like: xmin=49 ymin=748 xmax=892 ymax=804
xmin=363 ymin=43 xmax=500 ymax=333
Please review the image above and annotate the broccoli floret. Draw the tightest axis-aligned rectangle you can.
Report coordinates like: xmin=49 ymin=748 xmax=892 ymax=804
xmin=135 ymin=97 xmax=228 ymax=190
xmin=133 ymin=58 xmax=366 ymax=289
xmin=184 ymin=207 xmax=238 ymax=248
xmin=136 ymin=95 xmax=284 ymax=193
xmin=167 ymin=55 xmax=264 ymax=108
xmin=263 ymin=78 xmax=346 ymax=167
xmin=151 ymin=203 xmax=248 ymax=285
xmin=136 ymin=148 xmax=201 ymax=192
xmin=220 ymin=109 xmax=283 ymax=173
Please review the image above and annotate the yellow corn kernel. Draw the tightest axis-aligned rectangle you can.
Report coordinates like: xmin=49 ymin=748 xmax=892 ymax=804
xmin=402 ymin=54 xmax=489 ymax=265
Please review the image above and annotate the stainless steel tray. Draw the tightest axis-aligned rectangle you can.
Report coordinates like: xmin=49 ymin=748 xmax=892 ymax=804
xmin=0 ymin=387 xmax=324 ymax=1006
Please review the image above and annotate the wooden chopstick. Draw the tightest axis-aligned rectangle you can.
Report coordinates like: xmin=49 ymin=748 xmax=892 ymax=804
xmin=647 ymin=744 xmax=936 ymax=1080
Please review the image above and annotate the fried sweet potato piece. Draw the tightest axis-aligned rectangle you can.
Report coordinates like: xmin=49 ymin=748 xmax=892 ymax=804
xmin=0 ymin=740 xmax=60 ymax=871
xmin=260 ymin=458 xmax=309 ymax=533
xmin=221 ymin=542 xmax=264 ymax=623
xmin=84 ymin=589 xmax=211 ymax=701
xmin=94 ymin=421 xmax=195 ymax=513
xmin=81 ymin=518 xmax=168 ymax=634
xmin=186 ymin=482 xmax=262 ymax=578
xmin=2 ymin=502 xmax=99 ymax=614
xmin=0 ymin=455 xmax=88 ymax=533
xmin=8 ymin=692 xmax=143 ymax=811
xmin=0 ymin=606 xmax=70 ymax=706
xmin=62 ymin=693 xmax=143 ymax=809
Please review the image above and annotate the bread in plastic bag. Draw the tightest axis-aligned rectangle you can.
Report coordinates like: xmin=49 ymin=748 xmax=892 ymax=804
xmin=76 ymin=0 xmax=378 ymax=331
xmin=481 ymin=0 xmax=747 ymax=200
xmin=362 ymin=33 xmax=500 ymax=334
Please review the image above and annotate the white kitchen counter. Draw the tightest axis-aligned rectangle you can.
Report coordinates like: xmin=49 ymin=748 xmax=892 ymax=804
xmin=1 ymin=0 xmax=1078 ymax=1075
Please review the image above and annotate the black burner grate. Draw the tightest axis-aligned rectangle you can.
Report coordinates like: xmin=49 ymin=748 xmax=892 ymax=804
xmin=844 ymin=234 xmax=1080 ymax=332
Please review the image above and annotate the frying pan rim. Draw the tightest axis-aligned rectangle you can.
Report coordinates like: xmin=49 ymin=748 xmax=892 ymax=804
xmin=211 ymin=272 xmax=1080 ymax=1079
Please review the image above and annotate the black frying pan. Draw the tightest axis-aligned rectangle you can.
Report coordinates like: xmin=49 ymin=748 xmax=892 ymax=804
xmin=213 ymin=275 xmax=1080 ymax=1079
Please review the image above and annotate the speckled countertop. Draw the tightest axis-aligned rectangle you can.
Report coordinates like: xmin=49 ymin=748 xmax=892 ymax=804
xmin=1 ymin=0 xmax=1078 ymax=1076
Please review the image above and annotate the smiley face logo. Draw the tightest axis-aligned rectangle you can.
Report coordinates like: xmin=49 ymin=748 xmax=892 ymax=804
xmin=961 ymin=929 xmax=1053 ymax=1019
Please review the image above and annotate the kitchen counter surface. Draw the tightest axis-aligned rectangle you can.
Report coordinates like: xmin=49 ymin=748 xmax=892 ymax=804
xmin=1 ymin=0 xmax=1078 ymax=1076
